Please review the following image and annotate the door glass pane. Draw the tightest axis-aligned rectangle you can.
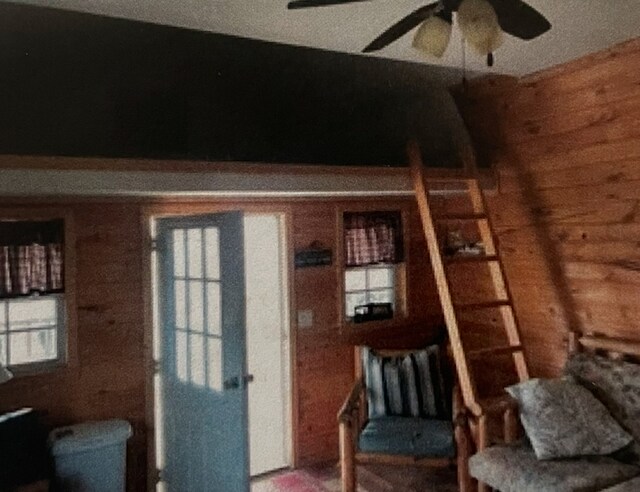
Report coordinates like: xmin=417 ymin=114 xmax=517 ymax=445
xmin=187 ymin=228 xmax=203 ymax=279
xmin=190 ymin=333 xmax=205 ymax=387
xmin=189 ymin=281 xmax=204 ymax=333
xmin=176 ymin=330 xmax=188 ymax=382
xmin=175 ymin=280 xmax=187 ymax=330
xmin=368 ymin=266 xmax=393 ymax=289
xmin=9 ymin=299 xmax=57 ymax=330
xmin=207 ymin=337 xmax=222 ymax=392
xmin=206 ymin=282 xmax=221 ymax=336
xmin=345 ymin=269 xmax=366 ymax=292
xmin=173 ymin=229 xmax=186 ymax=278
xmin=9 ymin=329 xmax=57 ymax=365
xmin=205 ymin=228 xmax=220 ymax=280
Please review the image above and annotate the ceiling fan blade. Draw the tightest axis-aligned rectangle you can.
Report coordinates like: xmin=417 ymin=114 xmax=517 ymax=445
xmin=363 ymin=2 xmax=440 ymax=52
xmin=287 ymin=0 xmax=371 ymax=9
xmin=488 ymin=0 xmax=551 ymax=40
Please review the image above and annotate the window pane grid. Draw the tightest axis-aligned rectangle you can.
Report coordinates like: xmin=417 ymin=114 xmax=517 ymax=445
xmin=172 ymin=227 xmax=223 ymax=391
xmin=0 ymin=296 xmax=62 ymax=368
xmin=344 ymin=264 xmax=396 ymax=318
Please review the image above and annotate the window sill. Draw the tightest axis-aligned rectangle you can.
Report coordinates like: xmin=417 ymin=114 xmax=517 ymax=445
xmin=339 ymin=314 xmax=445 ymax=342
xmin=6 ymin=359 xmax=67 ymax=379
xmin=340 ymin=315 xmax=409 ymax=332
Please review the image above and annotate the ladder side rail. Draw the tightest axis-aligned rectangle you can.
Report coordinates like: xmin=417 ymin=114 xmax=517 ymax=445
xmin=408 ymin=141 xmax=482 ymax=416
xmin=467 ymin=179 xmax=529 ymax=381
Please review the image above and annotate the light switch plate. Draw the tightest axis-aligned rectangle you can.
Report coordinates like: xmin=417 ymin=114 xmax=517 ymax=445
xmin=297 ymin=309 xmax=313 ymax=328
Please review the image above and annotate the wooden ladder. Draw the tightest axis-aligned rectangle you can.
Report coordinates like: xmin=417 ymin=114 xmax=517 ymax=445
xmin=408 ymin=141 xmax=529 ymax=452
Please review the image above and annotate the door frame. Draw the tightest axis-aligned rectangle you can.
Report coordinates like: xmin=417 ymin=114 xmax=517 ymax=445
xmin=142 ymin=202 xmax=297 ymax=491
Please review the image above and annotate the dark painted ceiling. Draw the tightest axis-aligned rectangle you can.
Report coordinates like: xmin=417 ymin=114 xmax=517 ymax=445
xmin=0 ymin=2 xmax=471 ymax=167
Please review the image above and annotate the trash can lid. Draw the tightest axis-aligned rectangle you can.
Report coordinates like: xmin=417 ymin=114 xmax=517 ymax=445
xmin=49 ymin=419 xmax=132 ymax=456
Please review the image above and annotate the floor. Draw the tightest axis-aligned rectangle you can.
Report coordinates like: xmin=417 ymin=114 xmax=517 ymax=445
xmin=251 ymin=464 xmax=458 ymax=492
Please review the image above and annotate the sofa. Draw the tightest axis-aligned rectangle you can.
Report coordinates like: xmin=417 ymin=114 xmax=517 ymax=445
xmin=468 ymin=335 xmax=640 ymax=492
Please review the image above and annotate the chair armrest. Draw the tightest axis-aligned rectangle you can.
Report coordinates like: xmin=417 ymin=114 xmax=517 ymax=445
xmin=338 ymin=378 xmax=365 ymax=425
xmin=339 ymin=379 xmax=364 ymax=492
xmin=477 ymin=394 xmax=521 ymax=446
xmin=481 ymin=394 xmax=518 ymax=416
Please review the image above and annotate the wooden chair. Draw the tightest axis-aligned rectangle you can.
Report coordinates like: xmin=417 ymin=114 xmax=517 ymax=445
xmin=337 ymin=344 xmax=473 ymax=492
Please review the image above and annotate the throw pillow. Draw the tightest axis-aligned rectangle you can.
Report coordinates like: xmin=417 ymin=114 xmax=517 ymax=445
xmin=565 ymin=352 xmax=640 ymax=444
xmin=362 ymin=345 xmax=449 ymax=419
xmin=506 ymin=377 xmax=633 ymax=460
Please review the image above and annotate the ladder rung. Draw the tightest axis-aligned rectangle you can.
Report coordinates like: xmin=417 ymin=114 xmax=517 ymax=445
xmin=468 ymin=345 xmax=524 ymax=359
xmin=445 ymin=254 xmax=499 ymax=264
xmin=456 ymin=300 xmax=511 ymax=312
xmin=436 ymin=213 xmax=487 ymax=221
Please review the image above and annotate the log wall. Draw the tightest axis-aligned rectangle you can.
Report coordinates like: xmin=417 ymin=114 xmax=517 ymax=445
xmin=457 ymin=37 xmax=640 ymax=377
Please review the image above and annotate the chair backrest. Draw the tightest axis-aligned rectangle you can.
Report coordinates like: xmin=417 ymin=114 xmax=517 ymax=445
xmin=354 ymin=347 xmax=415 ymax=379
xmin=356 ymin=344 xmax=452 ymax=421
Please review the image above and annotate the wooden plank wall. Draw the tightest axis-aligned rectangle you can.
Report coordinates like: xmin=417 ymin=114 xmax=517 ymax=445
xmin=456 ymin=37 xmax=640 ymax=378
xmin=290 ymin=198 xmax=443 ymax=464
xmin=0 ymin=195 xmax=444 ymax=488
xmin=0 ymin=203 xmax=147 ymax=491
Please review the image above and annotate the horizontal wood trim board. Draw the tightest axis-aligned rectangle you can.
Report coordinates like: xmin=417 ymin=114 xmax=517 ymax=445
xmin=0 ymin=165 xmax=497 ymax=197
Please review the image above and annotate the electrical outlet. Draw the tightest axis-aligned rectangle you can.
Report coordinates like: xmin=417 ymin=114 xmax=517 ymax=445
xmin=297 ymin=310 xmax=313 ymax=328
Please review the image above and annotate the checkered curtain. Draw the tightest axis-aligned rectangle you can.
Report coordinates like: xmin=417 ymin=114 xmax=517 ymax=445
xmin=344 ymin=211 xmax=403 ymax=267
xmin=0 ymin=220 xmax=64 ymax=298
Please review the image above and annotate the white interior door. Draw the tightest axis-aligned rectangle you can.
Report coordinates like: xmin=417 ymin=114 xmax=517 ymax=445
xmin=244 ymin=214 xmax=291 ymax=476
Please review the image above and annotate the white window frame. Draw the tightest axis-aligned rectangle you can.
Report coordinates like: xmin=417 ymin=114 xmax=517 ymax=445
xmin=0 ymin=293 xmax=67 ymax=374
xmin=0 ymin=209 xmax=75 ymax=377
xmin=344 ymin=263 xmax=397 ymax=320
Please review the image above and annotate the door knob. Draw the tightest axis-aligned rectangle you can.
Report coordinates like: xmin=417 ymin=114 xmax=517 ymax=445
xmin=223 ymin=375 xmax=254 ymax=390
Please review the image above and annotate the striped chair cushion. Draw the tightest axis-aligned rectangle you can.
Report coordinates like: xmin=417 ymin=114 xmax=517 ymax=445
xmin=362 ymin=345 xmax=449 ymax=419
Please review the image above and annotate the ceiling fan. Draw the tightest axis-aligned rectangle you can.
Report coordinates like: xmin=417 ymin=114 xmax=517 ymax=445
xmin=286 ymin=0 xmax=551 ymax=66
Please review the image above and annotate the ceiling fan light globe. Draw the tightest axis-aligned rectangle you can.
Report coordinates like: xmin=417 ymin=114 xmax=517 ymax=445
xmin=412 ymin=15 xmax=452 ymax=58
xmin=466 ymin=23 xmax=504 ymax=55
xmin=457 ymin=0 xmax=503 ymax=56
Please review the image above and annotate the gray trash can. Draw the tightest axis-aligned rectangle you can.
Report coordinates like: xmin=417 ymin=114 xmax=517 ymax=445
xmin=49 ymin=420 xmax=132 ymax=492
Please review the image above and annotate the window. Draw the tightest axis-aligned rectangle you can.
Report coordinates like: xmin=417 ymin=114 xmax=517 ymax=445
xmin=343 ymin=211 xmax=405 ymax=322
xmin=0 ymin=219 xmax=66 ymax=371
xmin=345 ymin=265 xmax=395 ymax=318
xmin=0 ymin=296 xmax=64 ymax=368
